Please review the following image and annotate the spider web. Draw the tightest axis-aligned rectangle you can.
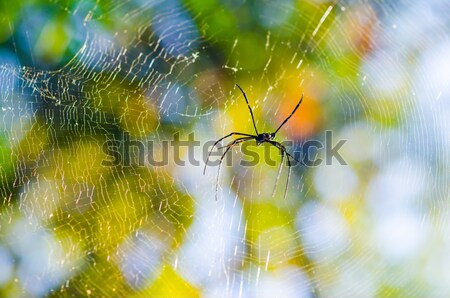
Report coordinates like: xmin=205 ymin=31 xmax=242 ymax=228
xmin=0 ymin=0 xmax=449 ymax=297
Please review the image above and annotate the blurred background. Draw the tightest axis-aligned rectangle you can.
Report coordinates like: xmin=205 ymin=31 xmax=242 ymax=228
xmin=0 ymin=0 xmax=449 ymax=297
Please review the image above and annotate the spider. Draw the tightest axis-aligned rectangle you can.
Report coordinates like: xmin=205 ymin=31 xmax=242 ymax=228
xmin=204 ymin=84 xmax=304 ymax=200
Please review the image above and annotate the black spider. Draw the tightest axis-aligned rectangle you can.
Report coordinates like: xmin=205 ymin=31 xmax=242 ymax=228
xmin=204 ymin=84 xmax=304 ymax=200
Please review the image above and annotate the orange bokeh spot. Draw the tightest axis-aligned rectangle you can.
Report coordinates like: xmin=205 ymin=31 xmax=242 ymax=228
xmin=277 ymin=93 xmax=323 ymax=140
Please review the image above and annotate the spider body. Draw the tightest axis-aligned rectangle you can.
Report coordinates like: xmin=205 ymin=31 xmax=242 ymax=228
xmin=256 ymin=133 xmax=275 ymax=145
xmin=204 ymin=83 xmax=304 ymax=200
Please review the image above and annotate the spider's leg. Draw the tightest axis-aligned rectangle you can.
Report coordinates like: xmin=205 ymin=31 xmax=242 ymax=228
xmin=268 ymin=141 xmax=296 ymax=199
xmin=217 ymin=137 xmax=254 ymax=151
xmin=272 ymin=145 xmax=285 ymax=198
xmin=268 ymin=141 xmax=301 ymax=164
xmin=214 ymin=137 xmax=253 ymax=200
xmin=236 ymin=84 xmax=259 ymax=135
xmin=203 ymin=132 xmax=255 ymax=174
xmin=216 ymin=137 xmax=254 ymax=150
xmin=284 ymin=154 xmax=292 ymax=200
xmin=274 ymin=94 xmax=304 ymax=134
